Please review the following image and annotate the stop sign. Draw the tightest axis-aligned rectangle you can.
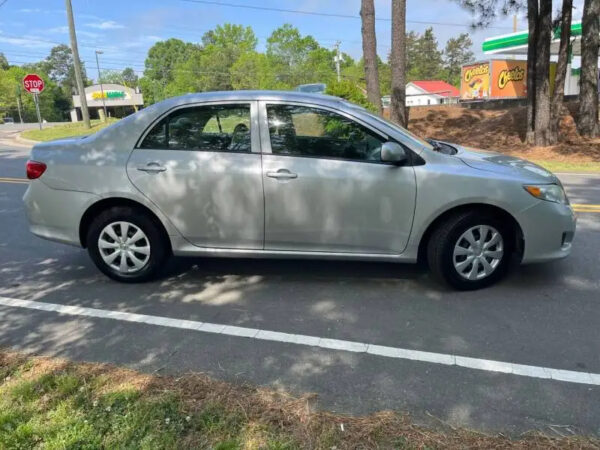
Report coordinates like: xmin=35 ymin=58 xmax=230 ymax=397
xmin=23 ymin=74 xmax=45 ymax=94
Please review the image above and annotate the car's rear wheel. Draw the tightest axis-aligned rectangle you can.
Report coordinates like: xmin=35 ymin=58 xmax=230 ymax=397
xmin=427 ymin=211 xmax=513 ymax=290
xmin=86 ymin=206 xmax=169 ymax=282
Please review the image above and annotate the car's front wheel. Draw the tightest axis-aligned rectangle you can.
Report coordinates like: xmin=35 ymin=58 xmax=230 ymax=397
xmin=86 ymin=206 xmax=169 ymax=282
xmin=427 ymin=211 xmax=513 ymax=290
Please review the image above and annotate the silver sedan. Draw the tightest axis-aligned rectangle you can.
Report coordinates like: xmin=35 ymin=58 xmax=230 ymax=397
xmin=23 ymin=91 xmax=576 ymax=289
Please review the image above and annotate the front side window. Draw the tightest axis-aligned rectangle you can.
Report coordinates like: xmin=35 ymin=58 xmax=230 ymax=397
xmin=140 ymin=104 xmax=251 ymax=152
xmin=266 ymin=104 xmax=386 ymax=162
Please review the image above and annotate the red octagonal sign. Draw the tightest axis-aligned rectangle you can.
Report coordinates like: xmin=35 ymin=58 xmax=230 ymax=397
xmin=23 ymin=74 xmax=45 ymax=94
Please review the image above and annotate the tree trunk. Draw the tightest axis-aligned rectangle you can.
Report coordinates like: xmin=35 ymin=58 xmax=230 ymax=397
xmin=360 ymin=0 xmax=382 ymax=113
xmin=390 ymin=0 xmax=407 ymax=127
xmin=549 ymin=0 xmax=573 ymax=145
xmin=533 ymin=0 xmax=552 ymax=146
xmin=577 ymin=0 xmax=600 ymax=137
xmin=525 ymin=0 xmax=538 ymax=144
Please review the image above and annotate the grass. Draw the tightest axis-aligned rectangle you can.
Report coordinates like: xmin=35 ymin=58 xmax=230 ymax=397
xmin=530 ymin=160 xmax=600 ymax=174
xmin=1 ymin=351 xmax=599 ymax=449
xmin=20 ymin=118 xmax=119 ymax=142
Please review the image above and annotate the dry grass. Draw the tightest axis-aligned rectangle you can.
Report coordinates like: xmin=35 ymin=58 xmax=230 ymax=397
xmin=1 ymin=350 xmax=599 ymax=449
xmin=408 ymin=103 xmax=600 ymax=169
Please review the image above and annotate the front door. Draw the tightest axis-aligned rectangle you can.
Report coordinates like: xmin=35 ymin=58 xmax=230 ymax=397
xmin=127 ymin=102 xmax=264 ymax=249
xmin=260 ymin=102 xmax=416 ymax=255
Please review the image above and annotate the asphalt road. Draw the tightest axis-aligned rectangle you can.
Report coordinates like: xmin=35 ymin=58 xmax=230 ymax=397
xmin=1 ymin=130 xmax=599 ymax=437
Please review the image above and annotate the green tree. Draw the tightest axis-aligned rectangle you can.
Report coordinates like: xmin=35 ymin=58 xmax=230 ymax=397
xmin=41 ymin=44 xmax=88 ymax=94
xmin=325 ymin=79 xmax=375 ymax=111
xmin=0 ymin=53 xmax=9 ymax=70
xmin=121 ymin=68 xmax=138 ymax=87
xmin=139 ymin=38 xmax=199 ymax=104
xmin=230 ymin=51 xmax=281 ymax=90
xmin=443 ymin=33 xmax=474 ymax=87
xmin=99 ymin=67 xmax=139 ymax=87
xmin=167 ymin=24 xmax=257 ymax=94
xmin=416 ymin=28 xmax=443 ymax=80
xmin=404 ymin=31 xmax=421 ymax=81
xmin=0 ymin=66 xmax=67 ymax=122
xmin=266 ymin=24 xmax=334 ymax=87
xmin=99 ymin=69 xmax=124 ymax=84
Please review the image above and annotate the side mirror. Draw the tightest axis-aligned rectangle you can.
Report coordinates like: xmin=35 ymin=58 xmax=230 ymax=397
xmin=381 ymin=142 xmax=408 ymax=165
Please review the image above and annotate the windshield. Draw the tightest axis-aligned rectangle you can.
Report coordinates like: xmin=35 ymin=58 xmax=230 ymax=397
xmin=297 ymin=84 xmax=326 ymax=93
xmin=346 ymin=103 xmax=435 ymax=151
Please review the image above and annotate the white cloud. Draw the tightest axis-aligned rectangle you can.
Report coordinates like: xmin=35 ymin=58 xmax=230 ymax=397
xmin=0 ymin=35 xmax=54 ymax=49
xmin=85 ymin=20 xmax=125 ymax=30
xmin=18 ymin=8 xmax=43 ymax=13
xmin=47 ymin=25 xmax=99 ymax=38
xmin=48 ymin=26 xmax=69 ymax=34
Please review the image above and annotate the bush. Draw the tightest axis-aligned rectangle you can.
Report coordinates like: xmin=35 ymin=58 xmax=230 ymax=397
xmin=325 ymin=80 xmax=376 ymax=112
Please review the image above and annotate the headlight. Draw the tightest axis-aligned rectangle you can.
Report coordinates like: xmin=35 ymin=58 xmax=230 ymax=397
xmin=523 ymin=184 xmax=569 ymax=204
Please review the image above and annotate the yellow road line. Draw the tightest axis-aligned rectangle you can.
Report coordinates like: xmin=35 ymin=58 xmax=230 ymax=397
xmin=572 ymin=204 xmax=600 ymax=208
xmin=0 ymin=177 xmax=28 ymax=184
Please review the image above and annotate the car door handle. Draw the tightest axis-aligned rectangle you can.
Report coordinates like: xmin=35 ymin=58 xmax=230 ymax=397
xmin=137 ymin=162 xmax=166 ymax=173
xmin=266 ymin=169 xmax=297 ymax=180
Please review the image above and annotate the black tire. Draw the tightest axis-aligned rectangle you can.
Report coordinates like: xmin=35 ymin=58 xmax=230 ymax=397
xmin=427 ymin=211 xmax=513 ymax=290
xmin=86 ymin=206 xmax=170 ymax=283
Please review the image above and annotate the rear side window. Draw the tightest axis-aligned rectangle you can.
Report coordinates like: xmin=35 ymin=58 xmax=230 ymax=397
xmin=139 ymin=104 xmax=251 ymax=152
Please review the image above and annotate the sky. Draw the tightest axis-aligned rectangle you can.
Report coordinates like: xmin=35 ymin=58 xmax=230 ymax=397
xmin=0 ymin=0 xmax=586 ymax=82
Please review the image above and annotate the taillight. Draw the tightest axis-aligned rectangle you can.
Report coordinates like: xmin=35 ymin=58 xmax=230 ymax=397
xmin=26 ymin=160 xmax=47 ymax=180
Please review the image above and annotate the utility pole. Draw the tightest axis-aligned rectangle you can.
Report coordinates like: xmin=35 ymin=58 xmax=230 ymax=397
xmin=95 ymin=50 xmax=108 ymax=121
xmin=65 ymin=0 xmax=90 ymax=129
xmin=334 ymin=41 xmax=341 ymax=82
xmin=15 ymin=86 xmax=23 ymax=124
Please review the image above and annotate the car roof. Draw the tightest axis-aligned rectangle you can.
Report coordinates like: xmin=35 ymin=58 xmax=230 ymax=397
xmin=157 ymin=90 xmax=346 ymax=109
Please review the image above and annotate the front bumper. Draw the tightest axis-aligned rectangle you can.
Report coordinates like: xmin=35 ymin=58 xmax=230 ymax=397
xmin=518 ymin=200 xmax=577 ymax=263
xmin=23 ymin=180 xmax=99 ymax=247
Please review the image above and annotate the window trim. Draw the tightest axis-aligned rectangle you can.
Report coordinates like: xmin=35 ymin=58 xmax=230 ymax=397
xmin=135 ymin=101 xmax=260 ymax=154
xmin=258 ymin=100 xmax=414 ymax=166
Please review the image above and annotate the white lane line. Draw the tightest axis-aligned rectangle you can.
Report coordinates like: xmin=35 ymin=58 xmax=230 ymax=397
xmin=1 ymin=295 xmax=598 ymax=386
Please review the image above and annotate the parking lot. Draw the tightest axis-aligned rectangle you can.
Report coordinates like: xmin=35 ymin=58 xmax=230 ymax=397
xmin=1 ymin=130 xmax=599 ymax=436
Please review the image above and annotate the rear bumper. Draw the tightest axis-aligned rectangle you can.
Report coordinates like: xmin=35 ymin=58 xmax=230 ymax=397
xmin=23 ymin=180 xmax=99 ymax=247
xmin=518 ymin=201 xmax=576 ymax=264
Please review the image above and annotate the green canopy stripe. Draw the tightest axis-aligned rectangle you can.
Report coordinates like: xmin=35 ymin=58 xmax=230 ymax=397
xmin=483 ymin=21 xmax=584 ymax=53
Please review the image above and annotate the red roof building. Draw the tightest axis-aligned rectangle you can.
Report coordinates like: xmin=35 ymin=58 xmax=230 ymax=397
xmin=409 ymin=80 xmax=460 ymax=97
xmin=404 ymin=80 xmax=460 ymax=106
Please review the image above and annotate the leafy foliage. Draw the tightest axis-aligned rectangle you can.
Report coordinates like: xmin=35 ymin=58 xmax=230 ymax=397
xmin=325 ymin=79 xmax=376 ymax=111
xmin=100 ymin=68 xmax=139 ymax=87
xmin=0 ymin=66 xmax=70 ymax=122
xmin=443 ymin=33 xmax=475 ymax=86
xmin=0 ymin=52 xmax=9 ymax=71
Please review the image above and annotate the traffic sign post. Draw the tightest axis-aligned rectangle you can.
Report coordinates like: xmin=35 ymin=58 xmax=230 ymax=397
xmin=23 ymin=74 xmax=45 ymax=130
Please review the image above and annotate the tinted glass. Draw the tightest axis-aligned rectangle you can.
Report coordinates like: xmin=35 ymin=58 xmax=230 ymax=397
xmin=140 ymin=104 xmax=251 ymax=152
xmin=266 ymin=104 xmax=385 ymax=162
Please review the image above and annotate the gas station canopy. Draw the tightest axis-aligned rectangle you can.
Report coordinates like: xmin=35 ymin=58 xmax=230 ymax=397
xmin=483 ymin=22 xmax=583 ymax=56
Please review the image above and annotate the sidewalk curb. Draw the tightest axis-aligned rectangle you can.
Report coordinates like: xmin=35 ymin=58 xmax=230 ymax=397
xmin=555 ymin=172 xmax=600 ymax=177
xmin=15 ymin=133 xmax=39 ymax=146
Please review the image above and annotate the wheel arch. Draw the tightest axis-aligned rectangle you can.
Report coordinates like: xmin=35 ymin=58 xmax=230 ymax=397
xmin=79 ymin=197 xmax=172 ymax=251
xmin=416 ymin=203 xmax=524 ymax=264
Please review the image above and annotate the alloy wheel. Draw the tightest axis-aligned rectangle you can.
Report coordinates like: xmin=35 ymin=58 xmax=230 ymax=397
xmin=452 ymin=225 xmax=504 ymax=281
xmin=98 ymin=221 xmax=151 ymax=274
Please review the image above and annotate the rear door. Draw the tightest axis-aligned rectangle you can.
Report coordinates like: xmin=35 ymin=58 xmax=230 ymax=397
xmin=259 ymin=101 xmax=417 ymax=254
xmin=127 ymin=101 xmax=264 ymax=249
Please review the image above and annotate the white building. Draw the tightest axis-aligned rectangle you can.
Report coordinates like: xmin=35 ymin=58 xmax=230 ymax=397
xmin=405 ymin=80 xmax=460 ymax=106
xmin=382 ymin=80 xmax=460 ymax=108
xmin=71 ymin=83 xmax=143 ymax=122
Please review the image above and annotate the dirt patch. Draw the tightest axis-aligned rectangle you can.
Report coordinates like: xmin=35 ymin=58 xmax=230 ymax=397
xmin=408 ymin=103 xmax=600 ymax=162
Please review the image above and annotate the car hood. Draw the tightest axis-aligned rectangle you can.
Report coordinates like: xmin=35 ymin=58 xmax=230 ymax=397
xmin=448 ymin=143 xmax=559 ymax=183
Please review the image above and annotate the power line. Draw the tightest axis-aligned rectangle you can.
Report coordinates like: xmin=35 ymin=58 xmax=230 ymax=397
xmin=180 ymin=0 xmax=514 ymax=30
xmin=0 ymin=0 xmax=9 ymax=9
